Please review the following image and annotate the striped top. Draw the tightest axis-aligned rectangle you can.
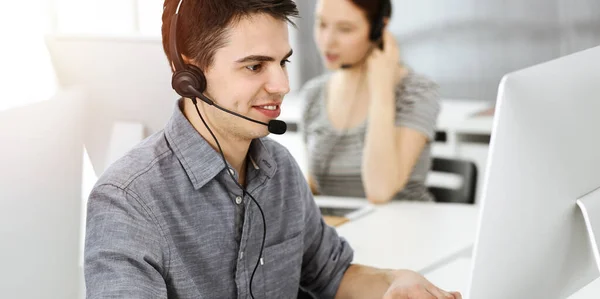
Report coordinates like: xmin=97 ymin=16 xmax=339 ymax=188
xmin=299 ymin=70 xmax=440 ymax=201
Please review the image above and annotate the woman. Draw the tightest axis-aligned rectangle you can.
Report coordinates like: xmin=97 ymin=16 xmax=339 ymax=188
xmin=300 ymin=0 xmax=440 ymax=204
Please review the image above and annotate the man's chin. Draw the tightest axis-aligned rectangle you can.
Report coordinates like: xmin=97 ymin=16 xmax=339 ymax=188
xmin=250 ymin=128 xmax=270 ymax=139
xmin=234 ymin=126 xmax=270 ymax=141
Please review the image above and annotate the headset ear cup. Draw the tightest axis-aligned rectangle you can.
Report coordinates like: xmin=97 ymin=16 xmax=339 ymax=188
xmin=370 ymin=20 xmax=384 ymax=42
xmin=171 ymin=64 xmax=207 ymax=98
xmin=172 ymin=69 xmax=200 ymax=98
xmin=370 ymin=1 xmax=389 ymax=42
xmin=187 ymin=64 xmax=207 ymax=93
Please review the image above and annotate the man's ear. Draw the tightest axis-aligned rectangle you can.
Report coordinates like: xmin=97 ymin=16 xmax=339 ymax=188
xmin=169 ymin=54 xmax=192 ymax=72
xmin=181 ymin=54 xmax=193 ymax=65
xmin=180 ymin=54 xmax=206 ymax=71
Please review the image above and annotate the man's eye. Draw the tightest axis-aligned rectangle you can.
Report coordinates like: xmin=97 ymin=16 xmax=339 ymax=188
xmin=246 ymin=64 xmax=262 ymax=72
xmin=281 ymin=59 xmax=291 ymax=67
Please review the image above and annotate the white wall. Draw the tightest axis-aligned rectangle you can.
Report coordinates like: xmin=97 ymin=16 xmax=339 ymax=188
xmin=389 ymin=0 xmax=600 ymax=102
xmin=294 ymin=0 xmax=600 ymax=102
xmin=46 ymin=35 xmax=177 ymax=175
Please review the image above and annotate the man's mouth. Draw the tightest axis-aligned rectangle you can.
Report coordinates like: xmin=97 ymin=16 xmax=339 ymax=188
xmin=252 ymin=104 xmax=281 ymax=118
xmin=257 ymin=105 xmax=278 ymax=111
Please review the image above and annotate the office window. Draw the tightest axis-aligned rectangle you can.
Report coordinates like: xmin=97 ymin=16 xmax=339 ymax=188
xmin=138 ymin=0 xmax=164 ymax=36
xmin=55 ymin=0 xmax=137 ymax=35
xmin=1 ymin=1 xmax=57 ymax=111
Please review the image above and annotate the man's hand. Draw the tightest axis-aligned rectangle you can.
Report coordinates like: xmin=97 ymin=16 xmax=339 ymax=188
xmin=382 ymin=270 xmax=462 ymax=299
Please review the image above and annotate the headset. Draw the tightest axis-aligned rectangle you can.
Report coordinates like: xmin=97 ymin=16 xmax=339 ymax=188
xmin=341 ymin=0 xmax=390 ymax=69
xmin=168 ymin=1 xmax=285 ymax=298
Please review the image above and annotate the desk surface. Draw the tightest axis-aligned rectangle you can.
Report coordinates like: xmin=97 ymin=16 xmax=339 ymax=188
xmin=425 ymin=256 xmax=600 ymax=298
xmin=314 ymin=196 xmax=480 ymax=272
xmin=316 ymin=196 xmax=600 ymax=297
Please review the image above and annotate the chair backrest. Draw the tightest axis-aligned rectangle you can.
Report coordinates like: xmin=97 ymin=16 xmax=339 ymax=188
xmin=428 ymin=157 xmax=478 ymax=204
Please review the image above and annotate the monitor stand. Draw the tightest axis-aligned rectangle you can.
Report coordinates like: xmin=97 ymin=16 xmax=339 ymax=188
xmin=577 ymin=186 xmax=600 ymax=273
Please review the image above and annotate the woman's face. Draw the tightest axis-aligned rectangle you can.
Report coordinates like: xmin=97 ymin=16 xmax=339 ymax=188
xmin=314 ymin=0 xmax=373 ymax=70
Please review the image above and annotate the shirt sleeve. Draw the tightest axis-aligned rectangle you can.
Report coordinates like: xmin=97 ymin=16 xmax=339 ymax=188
xmin=294 ymin=163 xmax=354 ymax=298
xmin=84 ymin=184 xmax=169 ymax=299
xmin=395 ymin=71 xmax=441 ymax=141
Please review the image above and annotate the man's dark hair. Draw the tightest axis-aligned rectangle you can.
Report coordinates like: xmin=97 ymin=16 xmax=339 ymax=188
xmin=162 ymin=0 xmax=299 ymax=71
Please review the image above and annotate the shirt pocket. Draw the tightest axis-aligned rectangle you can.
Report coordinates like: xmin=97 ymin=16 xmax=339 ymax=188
xmin=260 ymin=232 xmax=304 ymax=298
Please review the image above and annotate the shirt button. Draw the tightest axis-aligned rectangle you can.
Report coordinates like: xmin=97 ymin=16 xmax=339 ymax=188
xmin=228 ymin=168 xmax=235 ymax=176
xmin=235 ymin=196 xmax=243 ymax=205
xmin=239 ymin=252 xmax=244 ymax=260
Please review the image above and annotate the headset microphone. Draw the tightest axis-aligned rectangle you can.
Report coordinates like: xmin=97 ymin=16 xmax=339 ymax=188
xmin=180 ymin=84 xmax=287 ymax=135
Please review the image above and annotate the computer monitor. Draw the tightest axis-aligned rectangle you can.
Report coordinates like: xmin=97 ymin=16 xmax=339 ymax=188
xmin=468 ymin=45 xmax=600 ymax=298
xmin=0 ymin=90 xmax=86 ymax=299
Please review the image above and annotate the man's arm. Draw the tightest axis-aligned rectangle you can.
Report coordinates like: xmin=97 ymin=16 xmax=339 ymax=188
xmin=285 ymin=150 xmax=353 ymax=298
xmin=290 ymin=150 xmax=460 ymax=299
xmin=84 ymin=184 xmax=168 ymax=298
xmin=335 ymin=264 xmax=461 ymax=299
xmin=298 ymin=194 xmax=354 ymax=297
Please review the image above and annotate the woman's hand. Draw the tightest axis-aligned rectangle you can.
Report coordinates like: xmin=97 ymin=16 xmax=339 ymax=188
xmin=366 ymin=30 xmax=408 ymax=97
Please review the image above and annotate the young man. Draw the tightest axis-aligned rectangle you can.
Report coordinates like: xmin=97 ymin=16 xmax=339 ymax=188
xmin=84 ymin=0 xmax=462 ymax=298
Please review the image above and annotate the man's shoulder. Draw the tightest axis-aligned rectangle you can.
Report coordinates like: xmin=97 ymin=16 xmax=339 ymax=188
xmin=94 ymin=130 xmax=172 ymax=191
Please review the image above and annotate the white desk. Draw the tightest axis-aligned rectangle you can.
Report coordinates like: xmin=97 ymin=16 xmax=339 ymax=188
xmin=436 ymin=100 xmax=491 ymax=133
xmin=314 ymin=196 xmax=479 ymax=272
xmin=280 ymin=93 xmax=493 ymax=131
xmin=315 ymin=196 xmax=600 ymax=298
xmin=424 ymin=256 xmax=600 ymax=299
xmin=279 ymin=95 xmax=494 ymax=135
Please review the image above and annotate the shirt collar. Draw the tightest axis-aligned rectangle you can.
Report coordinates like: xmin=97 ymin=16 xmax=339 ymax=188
xmin=165 ymin=98 xmax=277 ymax=190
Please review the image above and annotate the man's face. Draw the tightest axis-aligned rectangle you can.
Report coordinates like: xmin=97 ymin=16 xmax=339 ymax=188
xmin=201 ymin=13 xmax=292 ymax=141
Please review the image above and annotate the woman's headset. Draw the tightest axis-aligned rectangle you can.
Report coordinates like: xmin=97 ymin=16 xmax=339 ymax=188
xmin=340 ymin=0 xmax=390 ymax=68
xmin=368 ymin=0 xmax=389 ymax=47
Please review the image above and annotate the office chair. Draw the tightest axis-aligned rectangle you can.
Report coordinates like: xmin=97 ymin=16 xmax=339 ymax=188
xmin=428 ymin=157 xmax=478 ymax=204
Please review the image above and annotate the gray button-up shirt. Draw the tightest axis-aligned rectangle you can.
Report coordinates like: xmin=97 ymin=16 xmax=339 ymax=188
xmin=84 ymin=99 xmax=354 ymax=299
